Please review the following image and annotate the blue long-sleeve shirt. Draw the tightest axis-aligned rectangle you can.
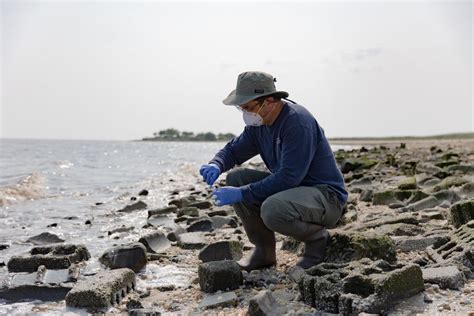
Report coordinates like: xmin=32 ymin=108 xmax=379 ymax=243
xmin=209 ymin=102 xmax=348 ymax=206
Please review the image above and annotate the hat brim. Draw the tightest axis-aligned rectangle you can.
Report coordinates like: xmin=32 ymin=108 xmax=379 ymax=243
xmin=222 ymin=90 xmax=289 ymax=106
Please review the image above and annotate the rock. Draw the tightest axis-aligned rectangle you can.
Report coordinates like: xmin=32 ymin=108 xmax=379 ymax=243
xmin=8 ymin=244 xmax=90 ymax=273
xmin=338 ymin=209 xmax=358 ymax=226
xmin=395 ymin=235 xmax=449 ymax=252
xmin=198 ymin=291 xmax=238 ymax=309
xmin=425 ymin=220 xmax=474 ymax=275
xmin=374 ymin=223 xmax=424 ymax=236
xmin=138 ymin=232 xmax=171 ymax=254
xmin=340 ymin=157 xmax=377 ymax=174
xmin=169 ymin=196 xmax=196 ymax=208
xmin=209 ymin=215 xmax=238 ymax=229
xmin=26 ymin=232 xmax=65 ymax=245
xmin=147 ymin=215 xmax=176 ymax=229
xmin=422 ymin=266 xmax=466 ymax=289
xmin=65 ymin=268 xmax=135 ymax=310
xmin=118 ymin=201 xmax=148 ymax=213
xmin=363 ymin=213 xmax=419 ymax=229
xmin=447 ymin=164 xmax=474 ymax=173
xmin=298 ymin=259 xmax=424 ymax=314
xmin=129 ymin=308 xmax=161 ymax=316
xmin=0 ymin=265 xmax=77 ymax=302
xmin=198 ymin=260 xmax=243 ymax=293
xmin=188 ymin=201 xmax=213 ymax=209
xmin=0 ymin=244 xmax=9 ymax=251
xmin=435 ymin=160 xmax=460 ymax=168
xmin=325 ymin=232 xmax=397 ymax=263
xmin=459 ymin=182 xmax=474 ymax=198
xmin=248 ymin=290 xmax=288 ymax=315
xmin=359 ymin=188 xmax=374 ymax=202
xmin=198 ymin=241 xmax=243 ymax=262
xmin=432 ymin=176 xmax=468 ymax=192
xmin=147 ymin=205 xmax=178 ymax=217
xmin=372 ymin=190 xmax=412 ymax=205
xmin=449 ymin=200 xmax=474 ymax=227
xmin=99 ymin=243 xmax=147 ymax=273
xmin=398 ymin=176 xmax=417 ymax=190
xmin=177 ymin=206 xmax=199 ymax=217
xmin=167 ymin=226 xmax=186 ymax=242
xmin=406 ymin=196 xmax=440 ymax=211
xmin=207 ymin=209 xmax=230 ymax=217
xmin=432 ymin=190 xmax=461 ymax=204
xmin=187 ymin=219 xmax=214 ymax=232
xmin=177 ymin=232 xmax=207 ymax=249
xmin=108 ymin=226 xmax=134 ymax=235
xmin=138 ymin=189 xmax=149 ymax=196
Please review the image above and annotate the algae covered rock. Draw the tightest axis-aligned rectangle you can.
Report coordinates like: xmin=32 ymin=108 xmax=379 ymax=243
xmin=325 ymin=232 xmax=396 ymax=263
xmin=298 ymin=259 xmax=424 ymax=314
xmin=449 ymin=200 xmax=474 ymax=228
xmin=432 ymin=176 xmax=469 ymax=192
xmin=340 ymin=157 xmax=377 ymax=174
xmin=397 ymin=176 xmax=418 ymax=190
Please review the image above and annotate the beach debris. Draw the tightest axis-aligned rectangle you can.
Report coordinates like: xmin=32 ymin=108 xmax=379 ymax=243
xmin=198 ymin=260 xmax=243 ymax=293
xmin=99 ymin=243 xmax=147 ymax=272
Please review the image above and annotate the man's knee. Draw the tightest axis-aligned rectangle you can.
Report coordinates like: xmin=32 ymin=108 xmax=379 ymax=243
xmin=260 ymin=196 xmax=287 ymax=231
xmin=226 ymin=168 xmax=245 ymax=187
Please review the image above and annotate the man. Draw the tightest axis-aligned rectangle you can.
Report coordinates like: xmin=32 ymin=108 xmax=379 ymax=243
xmin=200 ymin=71 xmax=347 ymax=271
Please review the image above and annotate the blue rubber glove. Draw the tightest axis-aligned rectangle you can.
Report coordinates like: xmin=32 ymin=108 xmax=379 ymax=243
xmin=212 ymin=186 xmax=243 ymax=206
xmin=199 ymin=163 xmax=221 ymax=186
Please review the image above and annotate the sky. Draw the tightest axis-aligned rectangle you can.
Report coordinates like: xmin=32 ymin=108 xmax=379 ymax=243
xmin=1 ymin=0 xmax=472 ymax=140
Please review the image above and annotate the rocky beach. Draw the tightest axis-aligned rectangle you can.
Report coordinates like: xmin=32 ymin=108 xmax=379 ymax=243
xmin=1 ymin=139 xmax=473 ymax=315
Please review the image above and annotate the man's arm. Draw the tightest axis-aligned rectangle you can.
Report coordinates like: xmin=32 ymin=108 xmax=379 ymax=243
xmin=209 ymin=127 xmax=259 ymax=173
xmin=240 ymin=124 xmax=317 ymax=203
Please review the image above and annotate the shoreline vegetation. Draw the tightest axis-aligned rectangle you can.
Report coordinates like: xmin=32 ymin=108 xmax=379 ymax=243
xmin=141 ymin=130 xmax=474 ymax=143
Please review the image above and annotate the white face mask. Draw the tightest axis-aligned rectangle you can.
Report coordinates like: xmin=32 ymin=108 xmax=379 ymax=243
xmin=242 ymin=101 xmax=264 ymax=126
xmin=243 ymin=111 xmax=263 ymax=126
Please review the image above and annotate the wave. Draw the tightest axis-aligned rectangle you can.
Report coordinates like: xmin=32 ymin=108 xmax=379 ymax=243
xmin=0 ymin=172 xmax=47 ymax=207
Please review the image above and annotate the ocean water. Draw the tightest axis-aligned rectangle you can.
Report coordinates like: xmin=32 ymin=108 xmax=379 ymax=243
xmin=0 ymin=138 xmax=352 ymax=313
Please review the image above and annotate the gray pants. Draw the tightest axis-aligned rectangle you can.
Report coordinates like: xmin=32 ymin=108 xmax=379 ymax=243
xmin=226 ymin=168 xmax=344 ymax=237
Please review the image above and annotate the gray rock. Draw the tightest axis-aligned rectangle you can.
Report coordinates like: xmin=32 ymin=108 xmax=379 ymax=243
xmin=147 ymin=215 xmax=176 ymax=229
xmin=147 ymin=205 xmax=178 ymax=217
xmin=26 ymin=232 xmax=65 ymax=245
xmin=188 ymin=201 xmax=213 ymax=209
xmin=8 ymin=244 xmax=90 ymax=273
xmin=138 ymin=232 xmax=171 ymax=254
xmin=167 ymin=226 xmax=186 ymax=242
xmin=186 ymin=218 xmax=213 ymax=232
xmin=118 ymin=201 xmax=148 ymax=213
xmin=129 ymin=308 xmax=161 ymax=316
xmin=374 ymin=223 xmax=424 ymax=236
xmin=198 ymin=291 xmax=238 ymax=309
xmin=99 ymin=243 xmax=147 ymax=273
xmin=177 ymin=232 xmax=207 ymax=249
xmin=394 ymin=235 xmax=449 ymax=252
xmin=198 ymin=260 xmax=243 ymax=293
xmin=198 ymin=241 xmax=243 ymax=262
xmin=0 ymin=244 xmax=9 ymax=251
xmin=248 ymin=290 xmax=288 ymax=316
xmin=65 ymin=268 xmax=135 ymax=310
xmin=407 ymin=196 xmax=440 ymax=211
xmin=422 ymin=266 xmax=466 ymax=289
xmin=177 ymin=206 xmax=199 ymax=217
xmin=359 ymin=188 xmax=374 ymax=202
xmin=169 ymin=196 xmax=196 ymax=208
xmin=210 ymin=216 xmax=238 ymax=229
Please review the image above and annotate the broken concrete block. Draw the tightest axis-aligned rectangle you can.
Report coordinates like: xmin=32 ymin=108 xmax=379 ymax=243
xmin=198 ymin=241 xmax=243 ymax=263
xmin=198 ymin=291 xmax=238 ymax=309
xmin=187 ymin=219 xmax=214 ymax=232
xmin=65 ymin=268 xmax=135 ymax=310
xmin=147 ymin=205 xmax=178 ymax=217
xmin=177 ymin=232 xmax=207 ymax=250
xmin=198 ymin=260 xmax=243 ymax=293
xmin=449 ymin=200 xmax=474 ymax=228
xmin=188 ymin=201 xmax=213 ymax=209
xmin=138 ymin=232 xmax=171 ymax=254
xmin=422 ymin=266 xmax=465 ymax=290
xmin=299 ymin=259 xmax=424 ymax=314
xmin=394 ymin=235 xmax=449 ymax=252
xmin=118 ymin=201 xmax=148 ymax=213
xmin=248 ymin=290 xmax=288 ymax=316
xmin=425 ymin=220 xmax=474 ymax=276
xmin=0 ymin=265 xmax=78 ymax=302
xmin=8 ymin=244 xmax=90 ymax=273
xmin=177 ymin=206 xmax=199 ymax=217
xmin=99 ymin=243 xmax=147 ymax=273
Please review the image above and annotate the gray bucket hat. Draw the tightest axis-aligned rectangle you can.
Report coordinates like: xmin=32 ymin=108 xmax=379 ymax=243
xmin=223 ymin=71 xmax=289 ymax=106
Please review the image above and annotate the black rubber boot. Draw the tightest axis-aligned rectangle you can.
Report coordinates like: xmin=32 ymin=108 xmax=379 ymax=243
xmin=237 ymin=216 xmax=276 ymax=272
xmin=294 ymin=224 xmax=330 ymax=269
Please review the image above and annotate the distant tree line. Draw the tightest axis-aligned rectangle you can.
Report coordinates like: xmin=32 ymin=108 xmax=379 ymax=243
xmin=142 ymin=128 xmax=236 ymax=142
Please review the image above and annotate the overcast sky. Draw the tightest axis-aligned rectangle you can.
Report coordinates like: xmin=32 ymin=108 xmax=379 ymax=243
xmin=1 ymin=0 xmax=472 ymax=140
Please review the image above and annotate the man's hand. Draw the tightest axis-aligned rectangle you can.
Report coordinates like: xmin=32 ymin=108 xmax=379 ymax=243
xmin=212 ymin=186 xmax=243 ymax=206
xmin=199 ymin=164 xmax=221 ymax=186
